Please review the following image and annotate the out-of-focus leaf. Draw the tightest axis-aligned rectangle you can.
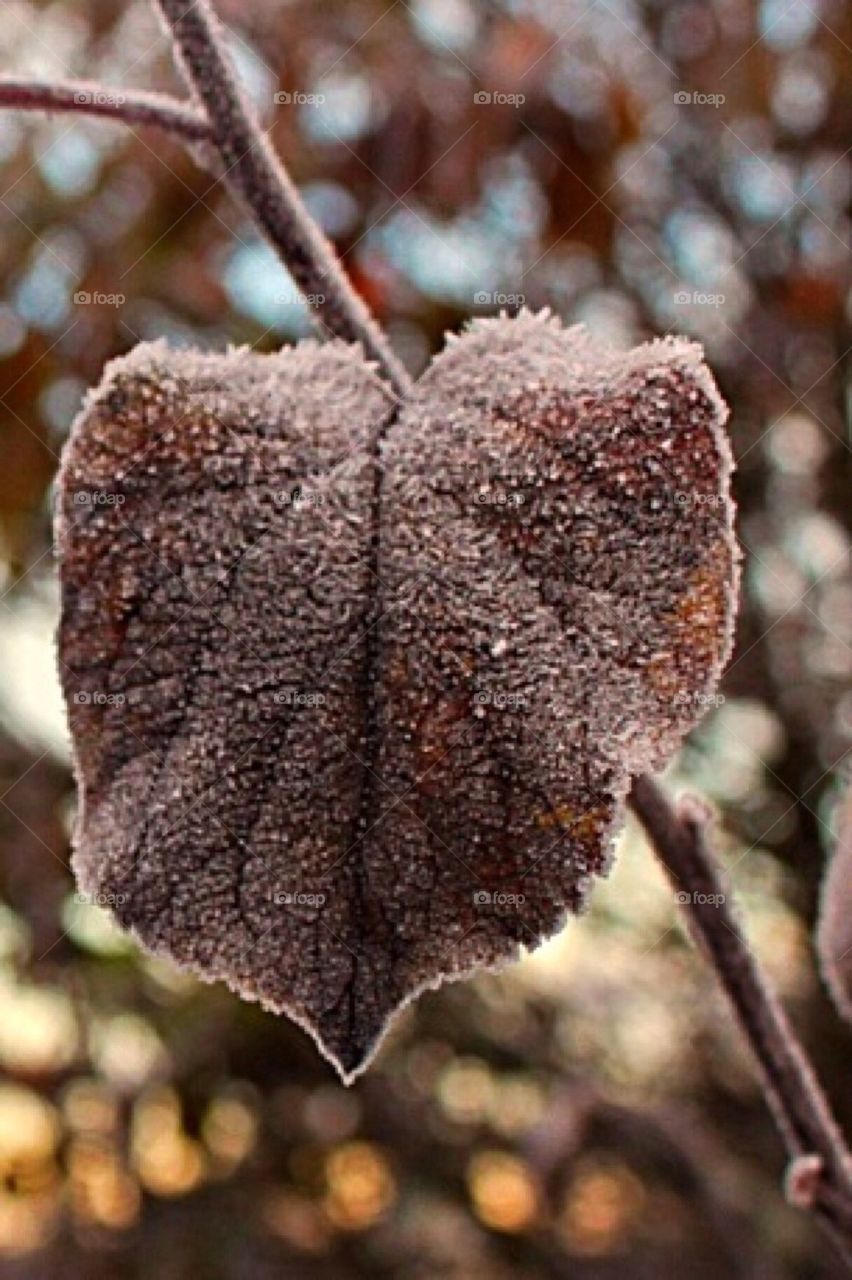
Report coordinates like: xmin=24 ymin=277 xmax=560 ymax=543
xmin=817 ymin=778 xmax=852 ymax=1024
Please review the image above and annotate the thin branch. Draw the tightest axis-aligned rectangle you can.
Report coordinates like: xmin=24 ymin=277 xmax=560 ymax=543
xmin=154 ymin=0 xmax=411 ymax=396
xmin=0 ymin=77 xmax=209 ymax=142
xmin=630 ymin=773 xmax=852 ymax=1260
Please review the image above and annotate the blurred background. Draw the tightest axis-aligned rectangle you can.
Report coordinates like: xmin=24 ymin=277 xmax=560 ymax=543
xmin=0 ymin=0 xmax=850 ymax=1275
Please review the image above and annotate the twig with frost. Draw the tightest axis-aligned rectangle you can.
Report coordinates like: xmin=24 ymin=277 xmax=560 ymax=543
xmin=630 ymin=774 xmax=852 ymax=1262
xmin=154 ymin=0 xmax=410 ymax=393
xmin=0 ymin=1 xmax=410 ymax=395
xmin=0 ymin=77 xmax=209 ymax=140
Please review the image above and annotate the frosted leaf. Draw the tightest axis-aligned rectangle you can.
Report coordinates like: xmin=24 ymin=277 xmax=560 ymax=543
xmin=816 ymin=777 xmax=852 ymax=1024
xmin=57 ymin=338 xmax=395 ymax=1076
xmin=56 ymin=312 xmax=739 ymax=1081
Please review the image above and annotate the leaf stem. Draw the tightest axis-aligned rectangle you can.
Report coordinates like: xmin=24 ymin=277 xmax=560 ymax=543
xmin=154 ymin=0 xmax=411 ymax=395
xmin=629 ymin=773 xmax=852 ymax=1262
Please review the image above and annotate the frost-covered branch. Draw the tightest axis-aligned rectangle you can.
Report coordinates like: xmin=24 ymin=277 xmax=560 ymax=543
xmin=0 ymin=77 xmax=209 ymax=141
xmin=0 ymin=0 xmax=411 ymax=396
xmin=154 ymin=0 xmax=410 ymax=394
xmin=629 ymin=774 xmax=852 ymax=1261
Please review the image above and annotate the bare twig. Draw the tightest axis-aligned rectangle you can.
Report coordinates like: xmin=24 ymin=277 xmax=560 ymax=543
xmin=0 ymin=76 xmax=209 ymax=141
xmin=630 ymin=773 xmax=852 ymax=1262
xmin=154 ymin=0 xmax=411 ymax=395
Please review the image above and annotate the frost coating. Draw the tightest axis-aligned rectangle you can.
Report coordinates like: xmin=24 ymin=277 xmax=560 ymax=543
xmin=57 ymin=338 xmax=396 ymax=1079
xmin=56 ymin=313 xmax=739 ymax=1081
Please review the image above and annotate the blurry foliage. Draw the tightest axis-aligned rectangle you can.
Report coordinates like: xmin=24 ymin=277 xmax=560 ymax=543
xmin=0 ymin=0 xmax=849 ymax=1275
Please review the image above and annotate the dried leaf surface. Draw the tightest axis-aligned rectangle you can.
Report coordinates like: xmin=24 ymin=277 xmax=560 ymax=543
xmin=56 ymin=313 xmax=739 ymax=1079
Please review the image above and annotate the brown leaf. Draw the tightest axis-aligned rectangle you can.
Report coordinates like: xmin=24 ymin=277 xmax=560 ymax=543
xmin=55 ymin=312 xmax=739 ymax=1080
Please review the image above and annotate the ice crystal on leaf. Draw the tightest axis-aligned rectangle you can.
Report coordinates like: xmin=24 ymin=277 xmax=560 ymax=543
xmin=56 ymin=312 xmax=739 ymax=1080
